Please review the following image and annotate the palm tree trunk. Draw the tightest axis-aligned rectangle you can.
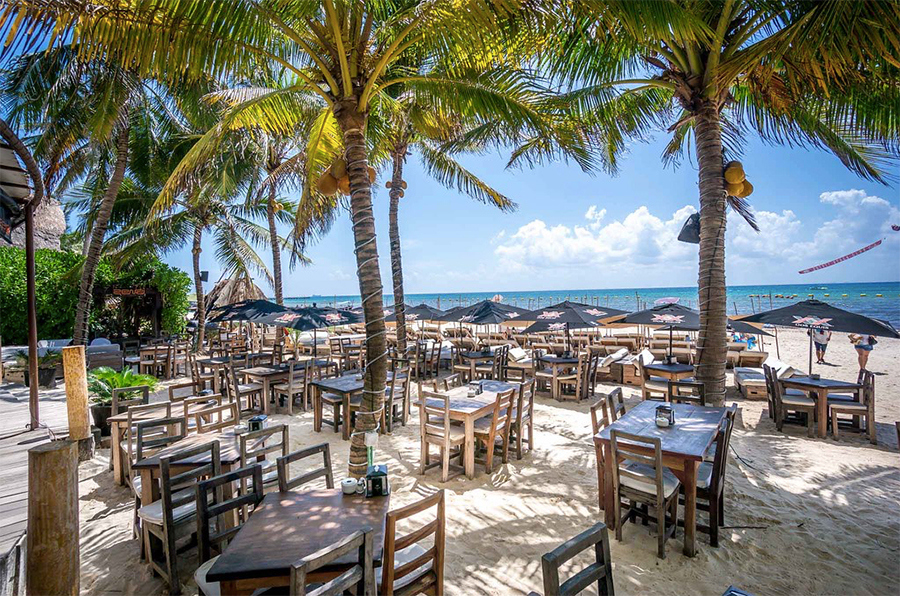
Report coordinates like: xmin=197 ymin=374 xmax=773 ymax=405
xmin=192 ymin=224 xmax=206 ymax=350
xmin=73 ymin=123 xmax=129 ymax=345
xmin=693 ymin=103 xmax=728 ymax=406
xmin=388 ymin=146 xmax=408 ymax=356
xmin=335 ymin=99 xmax=388 ymax=477
xmin=266 ymin=181 xmax=283 ymax=305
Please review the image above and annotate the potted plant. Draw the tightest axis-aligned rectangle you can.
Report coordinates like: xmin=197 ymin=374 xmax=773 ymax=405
xmin=14 ymin=350 xmax=63 ymax=389
xmin=87 ymin=367 xmax=159 ymax=435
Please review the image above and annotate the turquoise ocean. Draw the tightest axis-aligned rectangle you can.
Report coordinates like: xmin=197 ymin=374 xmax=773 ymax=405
xmin=284 ymin=281 xmax=900 ymax=328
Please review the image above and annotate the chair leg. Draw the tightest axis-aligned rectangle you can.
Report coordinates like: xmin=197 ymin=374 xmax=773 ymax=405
xmin=441 ymin=445 xmax=450 ymax=483
xmin=420 ymin=440 xmax=428 ymax=475
xmin=614 ymin=496 xmax=623 ymax=542
xmin=332 ymin=403 xmax=340 ymax=433
xmin=164 ymin=527 xmax=180 ymax=594
xmin=807 ymin=410 xmax=815 ymax=438
xmin=718 ymin=492 xmax=725 ymax=526
xmin=515 ymin=423 xmax=523 ymax=460
xmin=709 ymin=495 xmax=720 ymax=547
xmin=831 ymin=410 xmax=840 ymax=440
xmin=868 ymin=414 xmax=877 ymax=445
xmin=657 ymin=500 xmax=666 ymax=559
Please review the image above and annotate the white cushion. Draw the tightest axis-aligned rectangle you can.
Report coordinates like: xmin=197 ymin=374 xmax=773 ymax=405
xmin=781 ymin=395 xmax=815 ymax=407
xmin=195 ymin=556 xmax=221 ymax=596
xmin=637 ymin=349 xmax=655 ymax=366
xmin=829 ymin=400 xmax=867 ymax=411
xmin=762 ymin=356 xmax=795 ymax=379
xmin=137 ymin=488 xmax=198 ymax=524
xmin=509 ymin=347 xmax=528 ymax=362
xmin=619 ymin=463 xmax=680 ymax=498
xmin=733 ymin=367 xmax=764 ymax=386
xmin=376 ymin=544 xmax=431 ymax=586
xmin=696 ymin=462 xmax=714 ymax=490
xmin=644 ymin=377 xmax=669 ymax=392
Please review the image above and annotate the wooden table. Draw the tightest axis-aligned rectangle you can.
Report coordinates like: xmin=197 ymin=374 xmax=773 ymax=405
xmin=781 ymin=376 xmax=861 ymax=438
xmin=207 ymin=489 xmax=390 ymax=595
xmin=644 ymin=362 xmax=694 ymax=381
xmin=196 ymin=356 xmax=232 ymax=393
xmin=538 ymin=354 xmax=580 ymax=400
xmin=242 ymin=365 xmax=290 ymax=415
xmin=416 ymin=380 xmax=518 ymax=479
xmin=310 ymin=372 xmax=397 ymax=440
xmin=594 ymin=400 xmax=725 ymax=557
xmin=460 ymin=350 xmax=496 ymax=379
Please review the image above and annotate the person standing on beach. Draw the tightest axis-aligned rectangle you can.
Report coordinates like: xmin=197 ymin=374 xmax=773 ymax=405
xmin=851 ymin=334 xmax=876 ymax=371
xmin=811 ymin=328 xmax=832 ymax=364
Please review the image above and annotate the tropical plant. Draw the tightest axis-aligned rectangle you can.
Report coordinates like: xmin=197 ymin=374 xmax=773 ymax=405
xmin=87 ymin=366 xmax=159 ymax=405
xmin=14 ymin=349 xmax=61 ymax=370
xmin=535 ymin=0 xmax=900 ymax=404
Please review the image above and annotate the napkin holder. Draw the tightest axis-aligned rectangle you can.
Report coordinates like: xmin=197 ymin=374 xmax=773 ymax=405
xmin=655 ymin=405 xmax=675 ymax=428
xmin=365 ymin=464 xmax=390 ymax=497
xmin=248 ymin=414 xmax=268 ymax=432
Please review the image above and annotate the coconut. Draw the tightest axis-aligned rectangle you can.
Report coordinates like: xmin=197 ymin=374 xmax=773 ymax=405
xmin=367 ymin=166 xmax=376 ymax=183
xmin=317 ymin=172 xmax=338 ymax=195
xmin=401 ymin=181 xmax=408 ymax=189
xmin=338 ymin=176 xmax=351 ymax=194
xmin=386 ymin=180 xmax=392 ymax=189
xmin=725 ymin=181 xmax=744 ymax=196
xmin=331 ymin=157 xmax=347 ymax=179
xmin=724 ymin=161 xmax=745 ymax=184
xmin=737 ymin=180 xmax=754 ymax=198
xmin=399 ymin=189 xmax=405 ymax=198
xmin=274 ymin=202 xmax=284 ymax=213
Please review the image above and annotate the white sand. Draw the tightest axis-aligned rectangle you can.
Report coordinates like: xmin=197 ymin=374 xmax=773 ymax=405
xmin=77 ymin=329 xmax=900 ymax=595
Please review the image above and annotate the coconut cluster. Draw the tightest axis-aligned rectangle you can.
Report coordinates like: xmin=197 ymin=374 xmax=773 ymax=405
xmin=315 ymin=156 xmax=377 ymax=196
xmin=385 ymin=179 xmax=408 ymax=197
xmin=724 ymin=161 xmax=753 ymax=198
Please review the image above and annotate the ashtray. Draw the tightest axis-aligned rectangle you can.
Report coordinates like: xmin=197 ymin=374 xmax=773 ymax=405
xmin=810 ymin=373 xmax=821 ymax=380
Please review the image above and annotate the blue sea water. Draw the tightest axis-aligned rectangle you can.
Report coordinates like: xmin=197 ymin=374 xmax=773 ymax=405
xmin=284 ymin=281 xmax=900 ymax=328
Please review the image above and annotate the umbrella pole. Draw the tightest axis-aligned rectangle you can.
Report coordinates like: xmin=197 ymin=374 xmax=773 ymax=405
xmin=669 ymin=326 xmax=673 ymax=361
xmin=808 ymin=330 xmax=813 ymax=374
xmin=774 ymin=327 xmax=781 ymax=359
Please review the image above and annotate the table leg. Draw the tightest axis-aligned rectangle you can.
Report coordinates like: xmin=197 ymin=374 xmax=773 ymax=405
xmin=111 ymin=421 xmax=123 ymax=483
xmin=551 ymin=365 xmax=559 ymax=400
xmin=313 ymin=386 xmax=322 ymax=432
xmin=469 ymin=360 xmax=476 ymax=381
xmin=262 ymin=378 xmax=270 ymax=415
xmin=464 ymin=417 xmax=476 ymax=479
xmin=211 ymin=365 xmax=220 ymax=394
xmin=682 ymin=459 xmax=698 ymax=557
xmin=342 ymin=394 xmax=351 ymax=441
xmin=817 ymin=388 xmax=827 ymax=438
xmin=602 ymin=442 xmax=615 ymax=529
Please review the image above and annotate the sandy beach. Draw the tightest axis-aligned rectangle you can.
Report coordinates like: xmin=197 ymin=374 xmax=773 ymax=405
xmin=76 ymin=327 xmax=900 ymax=596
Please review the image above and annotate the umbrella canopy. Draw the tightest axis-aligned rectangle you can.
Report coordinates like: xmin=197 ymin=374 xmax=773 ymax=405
xmin=519 ymin=301 xmax=629 ymax=334
xmin=739 ymin=299 xmax=899 ymax=337
xmin=385 ymin=303 xmax=445 ymax=323
xmin=437 ymin=300 xmax=530 ymax=325
xmin=619 ymin=303 xmax=700 ymax=330
xmin=728 ymin=319 xmax=773 ymax=337
xmin=264 ymin=306 xmax=364 ymax=331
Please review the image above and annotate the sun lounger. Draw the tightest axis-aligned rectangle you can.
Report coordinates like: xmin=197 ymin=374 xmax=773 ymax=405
xmin=734 ymin=356 xmax=794 ymax=400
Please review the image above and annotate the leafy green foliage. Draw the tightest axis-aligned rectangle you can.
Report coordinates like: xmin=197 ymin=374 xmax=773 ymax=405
xmin=0 ymin=246 xmax=190 ymax=345
xmin=87 ymin=366 xmax=159 ymax=405
xmin=13 ymin=349 xmax=62 ymax=369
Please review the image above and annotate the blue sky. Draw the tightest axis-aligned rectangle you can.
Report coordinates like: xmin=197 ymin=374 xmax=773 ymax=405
xmin=165 ymin=133 xmax=900 ymax=299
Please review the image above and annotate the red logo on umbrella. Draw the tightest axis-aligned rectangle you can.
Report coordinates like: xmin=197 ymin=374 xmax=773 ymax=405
xmin=324 ymin=313 xmax=345 ymax=324
xmin=792 ymin=316 xmax=833 ymax=328
xmin=505 ymin=313 xmax=520 ymax=319
xmin=652 ymin=314 xmax=684 ymax=324
xmin=548 ymin=322 xmax=567 ymax=331
xmin=275 ymin=313 xmax=300 ymax=323
xmin=584 ymin=308 xmax=608 ymax=317
xmin=537 ymin=310 xmax=563 ymax=320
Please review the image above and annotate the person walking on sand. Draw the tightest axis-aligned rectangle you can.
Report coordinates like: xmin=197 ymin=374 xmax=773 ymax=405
xmin=811 ymin=328 xmax=832 ymax=364
xmin=850 ymin=333 xmax=876 ymax=371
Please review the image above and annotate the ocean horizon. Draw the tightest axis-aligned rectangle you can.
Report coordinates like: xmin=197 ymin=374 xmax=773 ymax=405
xmin=282 ymin=280 xmax=900 ymax=327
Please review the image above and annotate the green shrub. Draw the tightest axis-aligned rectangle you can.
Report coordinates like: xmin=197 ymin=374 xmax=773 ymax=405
xmin=0 ymin=246 xmax=191 ymax=345
xmin=87 ymin=367 xmax=159 ymax=405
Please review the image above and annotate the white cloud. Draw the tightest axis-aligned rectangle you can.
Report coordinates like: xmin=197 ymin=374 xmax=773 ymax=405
xmin=584 ymin=205 xmax=607 ymax=230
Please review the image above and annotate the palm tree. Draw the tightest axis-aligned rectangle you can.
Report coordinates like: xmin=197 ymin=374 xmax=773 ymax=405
xmin=537 ymin=0 xmax=899 ymax=404
xmin=6 ymin=0 xmax=543 ymax=475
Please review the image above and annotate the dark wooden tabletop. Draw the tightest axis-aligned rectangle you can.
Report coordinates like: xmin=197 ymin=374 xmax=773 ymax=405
xmin=645 ymin=362 xmax=694 ymax=374
xmin=539 ymin=355 xmax=580 ymax=364
xmin=461 ymin=351 xmax=495 ymax=360
xmin=595 ymin=401 xmax=725 ymax=461
xmin=131 ymin=431 xmax=241 ymax=469
xmin=242 ymin=365 xmax=290 ymax=377
xmin=207 ymin=489 xmax=390 ymax=582
xmin=311 ymin=372 xmax=396 ymax=395
xmin=782 ymin=376 xmax=861 ymax=390
xmin=196 ymin=356 xmax=231 ymax=365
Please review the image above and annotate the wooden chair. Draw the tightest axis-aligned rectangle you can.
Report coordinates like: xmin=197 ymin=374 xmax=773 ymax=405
xmin=277 ymin=443 xmax=335 ymax=491
xmin=111 ymin=385 xmax=150 ymax=416
xmin=379 ymin=490 xmax=445 ymax=596
xmin=195 ymin=402 xmax=240 ymax=434
xmin=556 ymin=354 xmax=588 ymax=400
xmin=667 ymin=380 xmax=706 ymax=406
xmin=227 ymin=362 xmax=263 ymax=412
xmin=765 ymin=364 xmax=815 ymax=437
xmin=432 ymin=373 xmax=463 ymax=392
xmin=384 ymin=368 xmax=410 ymax=432
xmin=419 ymin=391 xmax=465 ymax=482
xmin=273 ymin=362 xmax=311 ymax=414
xmin=168 ymin=353 xmax=215 ymax=401
xmin=762 ymin=362 xmax=805 ymax=419
xmin=450 ymin=342 xmax=473 ymax=383
xmin=539 ymin=522 xmax=614 ymax=596
xmin=181 ymin=393 xmax=224 ymax=434
xmin=473 ymin=388 xmax=516 ymax=474
xmin=830 ymin=370 xmax=876 ymax=444
xmin=139 ymin=441 xmax=221 ymax=594
xmin=509 ymin=379 xmax=536 ymax=459
xmin=605 ymin=388 xmax=626 ymax=422
xmin=124 ymin=402 xmax=174 ymax=481
xmin=636 ymin=358 xmax=667 ymax=401
xmin=682 ymin=404 xmax=737 ymax=548
xmin=194 ymin=464 xmax=265 ymax=596
xmin=240 ymin=424 xmax=289 ymax=492
xmin=609 ymin=430 xmax=680 ymax=559
xmin=139 ymin=346 xmax=170 ymax=378
xmin=533 ymin=351 xmax=555 ymax=393
xmin=589 ymin=398 xmax=612 ymax=513
xmin=290 ymin=529 xmax=375 ymax=596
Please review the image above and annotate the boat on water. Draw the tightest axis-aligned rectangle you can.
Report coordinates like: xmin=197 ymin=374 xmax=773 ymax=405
xmin=810 ymin=286 xmax=828 ymax=290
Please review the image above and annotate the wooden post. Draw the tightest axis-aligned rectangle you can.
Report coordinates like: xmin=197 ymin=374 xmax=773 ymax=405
xmin=27 ymin=439 xmax=79 ymax=596
xmin=62 ymin=345 xmax=94 ymax=461
xmin=25 ymin=203 xmax=40 ymax=429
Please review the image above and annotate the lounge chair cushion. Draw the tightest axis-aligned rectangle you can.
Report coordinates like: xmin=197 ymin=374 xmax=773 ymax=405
xmin=643 ymin=377 xmax=669 ymax=393
xmin=508 ymin=347 xmax=529 ymax=362
xmin=619 ymin=463 xmax=680 ymax=498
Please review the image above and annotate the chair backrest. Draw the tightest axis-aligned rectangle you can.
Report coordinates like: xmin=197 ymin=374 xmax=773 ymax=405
xmin=599 ymin=387 xmax=625 ymax=422
xmin=182 ymin=393 xmax=225 ymax=428
xmin=609 ymin=430 xmax=665 ymax=499
xmin=160 ymin=441 xmax=221 ymax=531
xmin=487 ymin=388 xmax=516 ymax=439
xmin=386 ymin=369 xmax=409 ymax=403
xmin=861 ymin=370 xmax=875 ymax=407
xmin=419 ymin=390 xmax=453 ymax=443
xmin=196 ymin=463 xmax=265 ymax=563
xmin=135 ymin=416 xmax=187 ymax=462
xmin=240 ymin=424 xmax=289 ymax=469
xmin=540 ymin=522 xmax=614 ymax=596
xmin=381 ymin=489 xmax=446 ymax=596
xmin=667 ymin=380 xmax=706 ymax=406
xmin=196 ymin=402 xmax=240 ymax=434
xmin=710 ymin=404 xmax=738 ymax=492
xmin=494 ymin=344 xmax=510 ymax=380
xmin=277 ymin=443 xmax=335 ymax=491
xmin=433 ymin=373 xmax=463 ymax=392
xmin=111 ymin=385 xmax=151 ymax=416
xmin=589 ymin=398 xmax=611 ymax=436
xmin=290 ymin=528 xmax=375 ymax=596
xmin=272 ymin=342 xmax=284 ymax=364
xmin=126 ymin=401 xmax=173 ymax=462
xmin=517 ymin=379 xmax=536 ymax=424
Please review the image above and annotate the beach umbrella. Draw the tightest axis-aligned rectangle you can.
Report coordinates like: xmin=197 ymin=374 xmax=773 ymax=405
xmin=437 ymin=300 xmax=531 ymax=325
xmin=207 ymin=299 xmax=287 ymax=323
xmin=519 ymin=301 xmax=629 ymax=351
xmin=739 ymin=299 xmax=899 ymax=372
xmin=619 ymin=303 xmax=699 ymax=358
xmin=384 ymin=303 xmax=445 ymax=323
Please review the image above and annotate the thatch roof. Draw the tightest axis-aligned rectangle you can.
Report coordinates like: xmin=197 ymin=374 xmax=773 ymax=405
xmin=205 ymin=276 xmax=267 ymax=310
